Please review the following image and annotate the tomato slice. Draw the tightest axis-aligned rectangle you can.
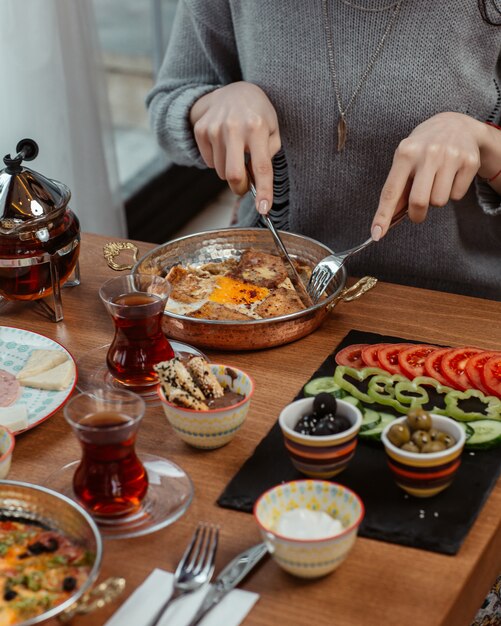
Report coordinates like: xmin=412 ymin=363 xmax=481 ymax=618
xmin=481 ymin=354 xmax=501 ymax=398
xmin=377 ymin=343 xmax=413 ymax=376
xmin=440 ymin=347 xmax=484 ymax=391
xmin=465 ymin=351 xmax=501 ymax=395
xmin=335 ymin=344 xmax=368 ymax=369
xmin=361 ymin=344 xmax=389 ymax=368
xmin=397 ymin=344 xmax=439 ymax=379
xmin=423 ymin=348 xmax=453 ymax=387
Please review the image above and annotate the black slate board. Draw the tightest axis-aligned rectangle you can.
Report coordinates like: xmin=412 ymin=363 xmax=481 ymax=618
xmin=217 ymin=330 xmax=501 ymax=555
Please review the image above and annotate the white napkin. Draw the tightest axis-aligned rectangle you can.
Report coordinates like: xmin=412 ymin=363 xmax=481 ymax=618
xmin=105 ymin=569 xmax=260 ymax=626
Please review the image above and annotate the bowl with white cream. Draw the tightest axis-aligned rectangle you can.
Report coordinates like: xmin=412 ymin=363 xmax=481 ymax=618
xmin=253 ymin=479 xmax=364 ymax=578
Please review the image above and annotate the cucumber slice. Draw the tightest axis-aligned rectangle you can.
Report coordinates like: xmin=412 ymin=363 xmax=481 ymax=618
xmin=455 ymin=421 xmax=474 ymax=441
xmin=303 ymin=377 xmax=345 ymax=398
xmin=359 ymin=412 xmax=396 ymax=442
xmin=343 ymin=395 xmax=362 ymax=409
xmin=464 ymin=420 xmax=501 ymax=449
xmin=360 ymin=409 xmax=381 ymax=433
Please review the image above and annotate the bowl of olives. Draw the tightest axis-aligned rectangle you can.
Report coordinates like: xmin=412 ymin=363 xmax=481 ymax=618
xmin=381 ymin=409 xmax=466 ymax=498
xmin=278 ymin=393 xmax=363 ymax=478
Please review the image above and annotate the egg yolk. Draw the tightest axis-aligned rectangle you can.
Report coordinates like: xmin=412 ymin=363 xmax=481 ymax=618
xmin=209 ymin=276 xmax=269 ymax=306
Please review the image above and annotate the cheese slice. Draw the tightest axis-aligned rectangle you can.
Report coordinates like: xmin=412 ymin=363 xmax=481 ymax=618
xmin=19 ymin=360 xmax=75 ymax=391
xmin=0 ymin=404 xmax=28 ymax=432
xmin=17 ymin=349 xmax=68 ymax=381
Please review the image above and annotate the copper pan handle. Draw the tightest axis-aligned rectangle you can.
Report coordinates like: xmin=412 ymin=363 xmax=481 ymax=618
xmin=327 ymin=276 xmax=377 ymax=311
xmin=103 ymin=241 xmax=139 ymax=271
xmin=58 ymin=576 xmax=126 ymax=622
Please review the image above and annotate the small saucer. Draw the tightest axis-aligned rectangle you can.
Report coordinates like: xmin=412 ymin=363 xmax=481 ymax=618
xmin=76 ymin=341 xmax=208 ymax=405
xmin=44 ymin=454 xmax=194 ymax=539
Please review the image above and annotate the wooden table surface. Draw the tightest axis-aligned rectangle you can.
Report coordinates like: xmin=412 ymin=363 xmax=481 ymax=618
xmin=3 ymin=232 xmax=500 ymax=626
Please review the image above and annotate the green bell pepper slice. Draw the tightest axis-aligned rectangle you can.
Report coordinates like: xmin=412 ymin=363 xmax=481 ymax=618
xmin=411 ymin=376 xmax=453 ymax=415
xmin=367 ymin=374 xmax=409 ymax=413
xmin=333 ymin=366 xmax=387 ymax=404
xmin=444 ymin=389 xmax=501 ymax=422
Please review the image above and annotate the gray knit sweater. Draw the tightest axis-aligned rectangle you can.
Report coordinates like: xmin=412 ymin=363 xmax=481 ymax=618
xmin=147 ymin=0 xmax=501 ymax=300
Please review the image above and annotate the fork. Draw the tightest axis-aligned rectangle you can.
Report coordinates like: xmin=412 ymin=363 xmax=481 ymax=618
xmin=148 ymin=523 xmax=219 ymax=626
xmin=306 ymin=207 xmax=408 ymax=302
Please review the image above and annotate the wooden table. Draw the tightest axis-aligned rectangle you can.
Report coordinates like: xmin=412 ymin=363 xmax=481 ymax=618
xmin=3 ymin=232 xmax=500 ymax=626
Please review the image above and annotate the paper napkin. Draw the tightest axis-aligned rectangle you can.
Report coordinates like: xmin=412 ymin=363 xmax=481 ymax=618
xmin=105 ymin=569 xmax=260 ymax=626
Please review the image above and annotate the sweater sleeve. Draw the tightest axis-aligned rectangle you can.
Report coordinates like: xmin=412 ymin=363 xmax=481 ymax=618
xmin=146 ymin=0 xmax=241 ymax=168
xmin=475 ymin=177 xmax=501 ymax=216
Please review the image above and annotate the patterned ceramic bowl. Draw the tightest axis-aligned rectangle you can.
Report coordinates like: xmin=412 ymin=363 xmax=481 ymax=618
xmin=254 ymin=480 xmax=364 ymax=578
xmin=279 ymin=398 xmax=363 ymax=478
xmin=381 ymin=414 xmax=466 ymax=498
xmin=0 ymin=426 xmax=14 ymax=479
xmin=158 ymin=364 xmax=254 ymax=449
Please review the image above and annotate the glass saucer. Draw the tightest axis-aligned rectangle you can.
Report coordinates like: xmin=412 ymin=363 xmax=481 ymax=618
xmin=44 ymin=454 xmax=194 ymax=540
xmin=76 ymin=341 xmax=208 ymax=406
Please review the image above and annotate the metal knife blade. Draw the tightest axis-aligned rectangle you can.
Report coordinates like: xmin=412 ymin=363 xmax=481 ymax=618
xmin=185 ymin=542 xmax=268 ymax=626
xmin=246 ymin=170 xmax=313 ymax=308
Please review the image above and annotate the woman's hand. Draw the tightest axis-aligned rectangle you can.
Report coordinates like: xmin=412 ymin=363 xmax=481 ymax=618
xmin=371 ymin=112 xmax=488 ymax=240
xmin=190 ymin=81 xmax=281 ymax=215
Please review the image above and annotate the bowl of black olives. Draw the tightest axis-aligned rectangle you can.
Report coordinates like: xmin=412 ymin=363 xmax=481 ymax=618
xmin=278 ymin=393 xmax=363 ymax=478
xmin=381 ymin=410 xmax=466 ymax=498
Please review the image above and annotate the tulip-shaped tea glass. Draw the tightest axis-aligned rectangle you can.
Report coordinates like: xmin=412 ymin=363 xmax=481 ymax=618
xmin=65 ymin=389 xmax=148 ymax=518
xmin=99 ymin=274 xmax=174 ymax=387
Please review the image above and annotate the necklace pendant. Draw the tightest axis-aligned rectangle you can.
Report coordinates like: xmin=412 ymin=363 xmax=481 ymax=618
xmin=337 ymin=115 xmax=347 ymax=152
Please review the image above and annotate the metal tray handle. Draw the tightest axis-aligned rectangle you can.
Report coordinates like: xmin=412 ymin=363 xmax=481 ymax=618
xmin=58 ymin=576 xmax=126 ymax=622
xmin=327 ymin=276 xmax=377 ymax=311
xmin=103 ymin=242 xmax=139 ymax=271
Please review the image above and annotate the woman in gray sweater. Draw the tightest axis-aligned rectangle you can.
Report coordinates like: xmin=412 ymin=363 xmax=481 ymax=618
xmin=147 ymin=0 xmax=501 ymax=300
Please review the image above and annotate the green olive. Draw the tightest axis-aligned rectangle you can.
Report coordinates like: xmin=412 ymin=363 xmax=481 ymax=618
xmin=406 ymin=408 xmax=432 ymax=432
xmin=421 ymin=440 xmax=447 ymax=453
xmin=428 ymin=428 xmax=441 ymax=441
xmin=401 ymin=441 xmax=420 ymax=453
xmin=411 ymin=429 xmax=431 ymax=449
xmin=387 ymin=423 xmax=411 ymax=447
xmin=435 ymin=432 xmax=456 ymax=448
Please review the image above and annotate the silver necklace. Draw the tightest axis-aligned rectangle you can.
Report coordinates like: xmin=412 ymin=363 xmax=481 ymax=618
xmin=322 ymin=0 xmax=403 ymax=151
xmin=340 ymin=0 xmax=401 ymax=12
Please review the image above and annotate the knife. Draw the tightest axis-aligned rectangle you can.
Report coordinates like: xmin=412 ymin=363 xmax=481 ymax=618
xmin=245 ymin=166 xmax=314 ymax=309
xmin=185 ymin=542 xmax=268 ymax=626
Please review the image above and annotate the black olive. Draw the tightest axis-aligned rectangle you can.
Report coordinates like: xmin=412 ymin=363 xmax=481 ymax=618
xmin=17 ymin=552 xmax=29 ymax=560
xmin=311 ymin=418 xmax=333 ymax=436
xmin=63 ymin=576 xmax=77 ymax=592
xmin=313 ymin=393 xmax=337 ymax=417
xmin=333 ymin=415 xmax=351 ymax=432
xmin=27 ymin=541 xmax=45 ymax=555
xmin=4 ymin=589 xmax=17 ymax=601
xmin=45 ymin=538 xmax=59 ymax=552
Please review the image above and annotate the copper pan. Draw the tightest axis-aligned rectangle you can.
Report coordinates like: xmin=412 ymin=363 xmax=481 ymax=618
xmin=121 ymin=228 xmax=376 ymax=351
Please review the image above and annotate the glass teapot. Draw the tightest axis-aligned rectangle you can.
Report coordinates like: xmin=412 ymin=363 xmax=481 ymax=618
xmin=0 ymin=139 xmax=80 ymax=321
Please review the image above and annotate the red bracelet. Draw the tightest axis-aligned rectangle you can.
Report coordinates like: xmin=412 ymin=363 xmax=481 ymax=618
xmin=478 ymin=121 xmax=501 ymax=182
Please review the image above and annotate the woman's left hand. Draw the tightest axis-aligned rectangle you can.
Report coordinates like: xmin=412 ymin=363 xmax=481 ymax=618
xmin=371 ymin=112 xmax=485 ymax=240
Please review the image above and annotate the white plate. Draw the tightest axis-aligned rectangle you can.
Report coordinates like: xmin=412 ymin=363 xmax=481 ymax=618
xmin=0 ymin=326 xmax=77 ymax=434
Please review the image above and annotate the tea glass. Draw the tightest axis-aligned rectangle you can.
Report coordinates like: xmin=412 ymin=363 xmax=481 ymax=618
xmin=99 ymin=274 xmax=174 ymax=387
xmin=64 ymin=389 xmax=148 ymax=518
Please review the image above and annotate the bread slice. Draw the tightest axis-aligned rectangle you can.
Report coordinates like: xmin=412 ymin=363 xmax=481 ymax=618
xmin=19 ymin=360 xmax=75 ymax=391
xmin=17 ymin=350 xmax=68 ymax=381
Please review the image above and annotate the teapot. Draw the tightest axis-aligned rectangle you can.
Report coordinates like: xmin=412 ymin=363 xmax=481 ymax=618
xmin=0 ymin=139 xmax=80 ymax=321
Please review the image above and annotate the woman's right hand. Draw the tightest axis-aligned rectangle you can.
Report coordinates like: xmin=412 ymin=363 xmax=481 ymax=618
xmin=189 ymin=81 xmax=281 ymax=215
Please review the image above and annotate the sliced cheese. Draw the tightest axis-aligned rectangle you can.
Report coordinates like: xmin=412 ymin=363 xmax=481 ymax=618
xmin=0 ymin=404 xmax=28 ymax=432
xmin=17 ymin=349 xmax=68 ymax=381
xmin=19 ymin=360 xmax=75 ymax=391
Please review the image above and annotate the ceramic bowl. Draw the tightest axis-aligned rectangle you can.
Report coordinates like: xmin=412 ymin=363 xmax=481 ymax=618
xmin=0 ymin=426 xmax=15 ymax=479
xmin=381 ymin=414 xmax=466 ymax=498
xmin=254 ymin=479 xmax=364 ymax=578
xmin=158 ymin=363 xmax=254 ymax=449
xmin=278 ymin=397 xmax=363 ymax=478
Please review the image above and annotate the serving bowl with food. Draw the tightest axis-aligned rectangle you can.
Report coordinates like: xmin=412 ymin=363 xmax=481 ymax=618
xmin=381 ymin=410 xmax=466 ymax=498
xmin=156 ymin=356 xmax=254 ymax=449
xmin=131 ymin=228 xmax=376 ymax=350
xmin=0 ymin=480 xmax=102 ymax=626
xmin=279 ymin=394 xmax=363 ymax=478
xmin=254 ymin=479 xmax=364 ymax=578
